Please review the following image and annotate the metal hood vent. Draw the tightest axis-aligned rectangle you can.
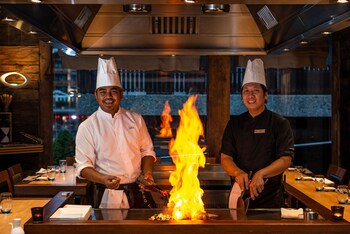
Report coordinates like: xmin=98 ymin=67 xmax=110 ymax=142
xmin=1 ymin=2 xmax=350 ymax=57
xmin=151 ymin=16 xmax=198 ymax=34
xmin=0 ymin=4 xmax=265 ymax=56
xmin=0 ymin=4 xmax=100 ymax=52
xmin=257 ymin=5 xmax=278 ymax=30
xmin=247 ymin=4 xmax=350 ymax=54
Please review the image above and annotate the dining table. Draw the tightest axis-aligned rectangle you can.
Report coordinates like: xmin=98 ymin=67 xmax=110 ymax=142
xmin=14 ymin=166 xmax=91 ymax=204
xmin=284 ymin=170 xmax=349 ymax=222
xmin=0 ymin=197 xmax=50 ymax=234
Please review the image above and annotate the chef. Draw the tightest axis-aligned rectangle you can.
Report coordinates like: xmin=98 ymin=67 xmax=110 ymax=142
xmin=221 ymin=58 xmax=294 ymax=208
xmin=75 ymin=57 xmax=157 ymax=208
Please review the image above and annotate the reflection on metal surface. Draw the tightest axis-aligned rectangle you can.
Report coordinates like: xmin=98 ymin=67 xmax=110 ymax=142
xmin=123 ymin=4 xmax=152 ymax=13
xmin=202 ymin=4 xmax=230 ymax=13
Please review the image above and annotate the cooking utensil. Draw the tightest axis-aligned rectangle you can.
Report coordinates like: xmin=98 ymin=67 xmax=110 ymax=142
xmin=241 ymin=171 xmax=252 ymax=214
xmin=242 ymin=171 xmax=269 ymax=215
xmin=136 ymin=175 xmax=169 ymax=198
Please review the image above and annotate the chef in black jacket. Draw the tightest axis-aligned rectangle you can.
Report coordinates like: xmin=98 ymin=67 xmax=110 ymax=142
xmin=220 ymin=59 xmax=294 ymax=208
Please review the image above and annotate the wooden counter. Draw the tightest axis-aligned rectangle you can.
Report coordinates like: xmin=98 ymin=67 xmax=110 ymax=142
xmin=1 ymin=191 xmax=73 ymax=234
xmin=284 ymin=170 xmax=350 ymax=222
xmin=0 ymin=198 xmax=49 ymax=234
xmin=24 ymin=216 xmax=350 ymax=234
xmin=14 ymin=166 xmax=90 ymax=204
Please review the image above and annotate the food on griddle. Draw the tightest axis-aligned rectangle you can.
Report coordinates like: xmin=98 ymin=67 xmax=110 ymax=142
xmin=149 ymin=212 xmax=218 ymax=220
xmin=149 ymin=213 xmax=173 ymax=221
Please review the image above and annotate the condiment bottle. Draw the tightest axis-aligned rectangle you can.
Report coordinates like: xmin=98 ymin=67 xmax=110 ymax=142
xmin=9 ymin=218 xmax=25 ymax=234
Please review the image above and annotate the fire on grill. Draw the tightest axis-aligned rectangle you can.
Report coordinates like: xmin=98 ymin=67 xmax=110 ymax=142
xmin=157 ymin=100 xmax=173 ymax=138
xmin=150 ymin=95 xmax=209 ymax=220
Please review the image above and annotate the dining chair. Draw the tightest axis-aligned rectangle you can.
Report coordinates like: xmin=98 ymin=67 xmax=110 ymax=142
xmin=326 ymin=164 xmax=347 ymax=185
xmin=7 ymin=163 xmax=24 ymax=185
xmin=0 ymin=169 xmax=13 ymax=193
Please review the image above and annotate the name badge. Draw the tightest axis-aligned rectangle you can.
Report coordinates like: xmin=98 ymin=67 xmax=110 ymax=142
xmin=254 ymin=129 xmax=266 ymax=134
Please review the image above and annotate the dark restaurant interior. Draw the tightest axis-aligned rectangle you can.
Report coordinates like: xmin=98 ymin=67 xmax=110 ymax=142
xmin=1 ymin=1 xmax=350 ymax=233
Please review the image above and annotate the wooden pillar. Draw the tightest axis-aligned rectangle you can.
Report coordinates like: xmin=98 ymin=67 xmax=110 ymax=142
xmin=206 ymin=56 xmax=231 ymax=163
xmin=39 ymin=41 xmax=53 ymax=168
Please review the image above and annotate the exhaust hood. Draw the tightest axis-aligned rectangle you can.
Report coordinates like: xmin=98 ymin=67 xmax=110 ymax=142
xmin=0 ymin=2 xmax=350 ymax=57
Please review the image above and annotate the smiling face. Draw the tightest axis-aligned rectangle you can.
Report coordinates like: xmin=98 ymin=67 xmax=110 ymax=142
xmin=95 ymin=86 xmax=123 ymax=116
xmin=241 ymin=83 xmax=268 ymax=117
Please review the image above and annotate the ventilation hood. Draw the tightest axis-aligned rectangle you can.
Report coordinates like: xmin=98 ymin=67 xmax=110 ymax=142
xmin=0 ymin=1 xmax=350 ymax=57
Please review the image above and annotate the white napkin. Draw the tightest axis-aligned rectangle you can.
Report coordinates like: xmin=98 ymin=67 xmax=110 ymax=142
xmin=22 ymin=175 xmax=39 ymax=182
xmin=281 ymin=208 xmax=304 ymax=219
xmin=99 ymin=189 xmax=130 ymax=209
xmin=36 ymin=168 xmax=47 ymax=174
xmin=324 ymin=178 xmax=335 ymax=185
xmin=228 ymin=182 xmax=242 ymax=209
xmin=302 ymin=176 xmax=313 ymax=181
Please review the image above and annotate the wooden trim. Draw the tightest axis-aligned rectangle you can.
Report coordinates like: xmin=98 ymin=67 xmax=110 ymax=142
xmin=24 ymin=219 xmax=350 ymax=234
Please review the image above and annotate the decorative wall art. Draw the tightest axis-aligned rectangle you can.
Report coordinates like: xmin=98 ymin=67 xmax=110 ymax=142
xmin=0 ymin=112 xmax=12 ymax=144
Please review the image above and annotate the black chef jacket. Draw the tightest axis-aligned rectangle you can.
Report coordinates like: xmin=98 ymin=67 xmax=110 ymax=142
xmin=220 ymin=108 xmax=294 ymax=208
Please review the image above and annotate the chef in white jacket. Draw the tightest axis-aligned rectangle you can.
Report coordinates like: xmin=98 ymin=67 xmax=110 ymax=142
xmin=75 ymin=57 xmax=157 ymax=208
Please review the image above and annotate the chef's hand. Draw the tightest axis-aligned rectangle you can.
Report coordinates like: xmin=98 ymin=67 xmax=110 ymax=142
xmin=143 ymin=171 xmax=155 ymax=183
xmin=249 ymin=172 xmax=266 ymax=200
xmin=138 ymin=172 xmax=155 ymax=191
xmin=234 ymin=171 xmax=250 ymax=193
xmin=104 ymin=176 xmax=121 ymax=189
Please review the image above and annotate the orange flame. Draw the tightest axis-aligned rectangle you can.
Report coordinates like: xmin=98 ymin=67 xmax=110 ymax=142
xmin=167 ymin=95 xmax=206 ymax=220
xmin=158 ymin=100 xmax=173 ymax=138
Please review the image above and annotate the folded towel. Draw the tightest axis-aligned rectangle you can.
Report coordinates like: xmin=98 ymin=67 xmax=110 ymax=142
xmin=281 ymin=208 xmax=304 ymax=219
xmin=228 ymin=182 xmax=242 ymax=209
xmin=99 ymin=189 xmax=130 ymax=209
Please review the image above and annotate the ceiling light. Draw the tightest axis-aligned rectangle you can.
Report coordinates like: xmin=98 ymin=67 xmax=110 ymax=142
xmin=202 ymin=4 xmax=230 ymax=13
xmin=28 ymin=31 xmax=37 ymax=35
xmin=1 ymin=17 xmax=16 ymax=22
xmin=283 ymin=48 xmax=290 ymax=52
xmin=337 ymin=0 xmax=348 ymax=3
xmin=63 ymin=48 xmax=77 ymax=56
xmin=123 ymin=4 xmax=152 ymax=13
xmin=300 ymin=41 xmax=308 ymax=45
xmin=30 ymin=0 xmax=43 ymax=3
xmin=184 ymin=0 xmax=197 ymax=3
xmin=322 ymin=31 xmax=332 ymax=35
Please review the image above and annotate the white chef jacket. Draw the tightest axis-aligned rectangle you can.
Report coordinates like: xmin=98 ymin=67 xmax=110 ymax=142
xmin=75 ymin=107 xmax=156 ymax=184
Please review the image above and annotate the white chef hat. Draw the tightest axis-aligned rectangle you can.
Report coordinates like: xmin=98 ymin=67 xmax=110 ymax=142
xmin=241 ymin=59 xmax=266 ymax=88
xmin=96 ymin=57 xmax=122 ymax=90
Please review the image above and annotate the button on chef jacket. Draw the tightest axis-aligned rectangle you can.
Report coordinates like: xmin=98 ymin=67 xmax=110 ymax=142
xmin=220 ymin=108 xmax=294 ymax=208
xmin=75 ymin=107 xmax=156 ymax=184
